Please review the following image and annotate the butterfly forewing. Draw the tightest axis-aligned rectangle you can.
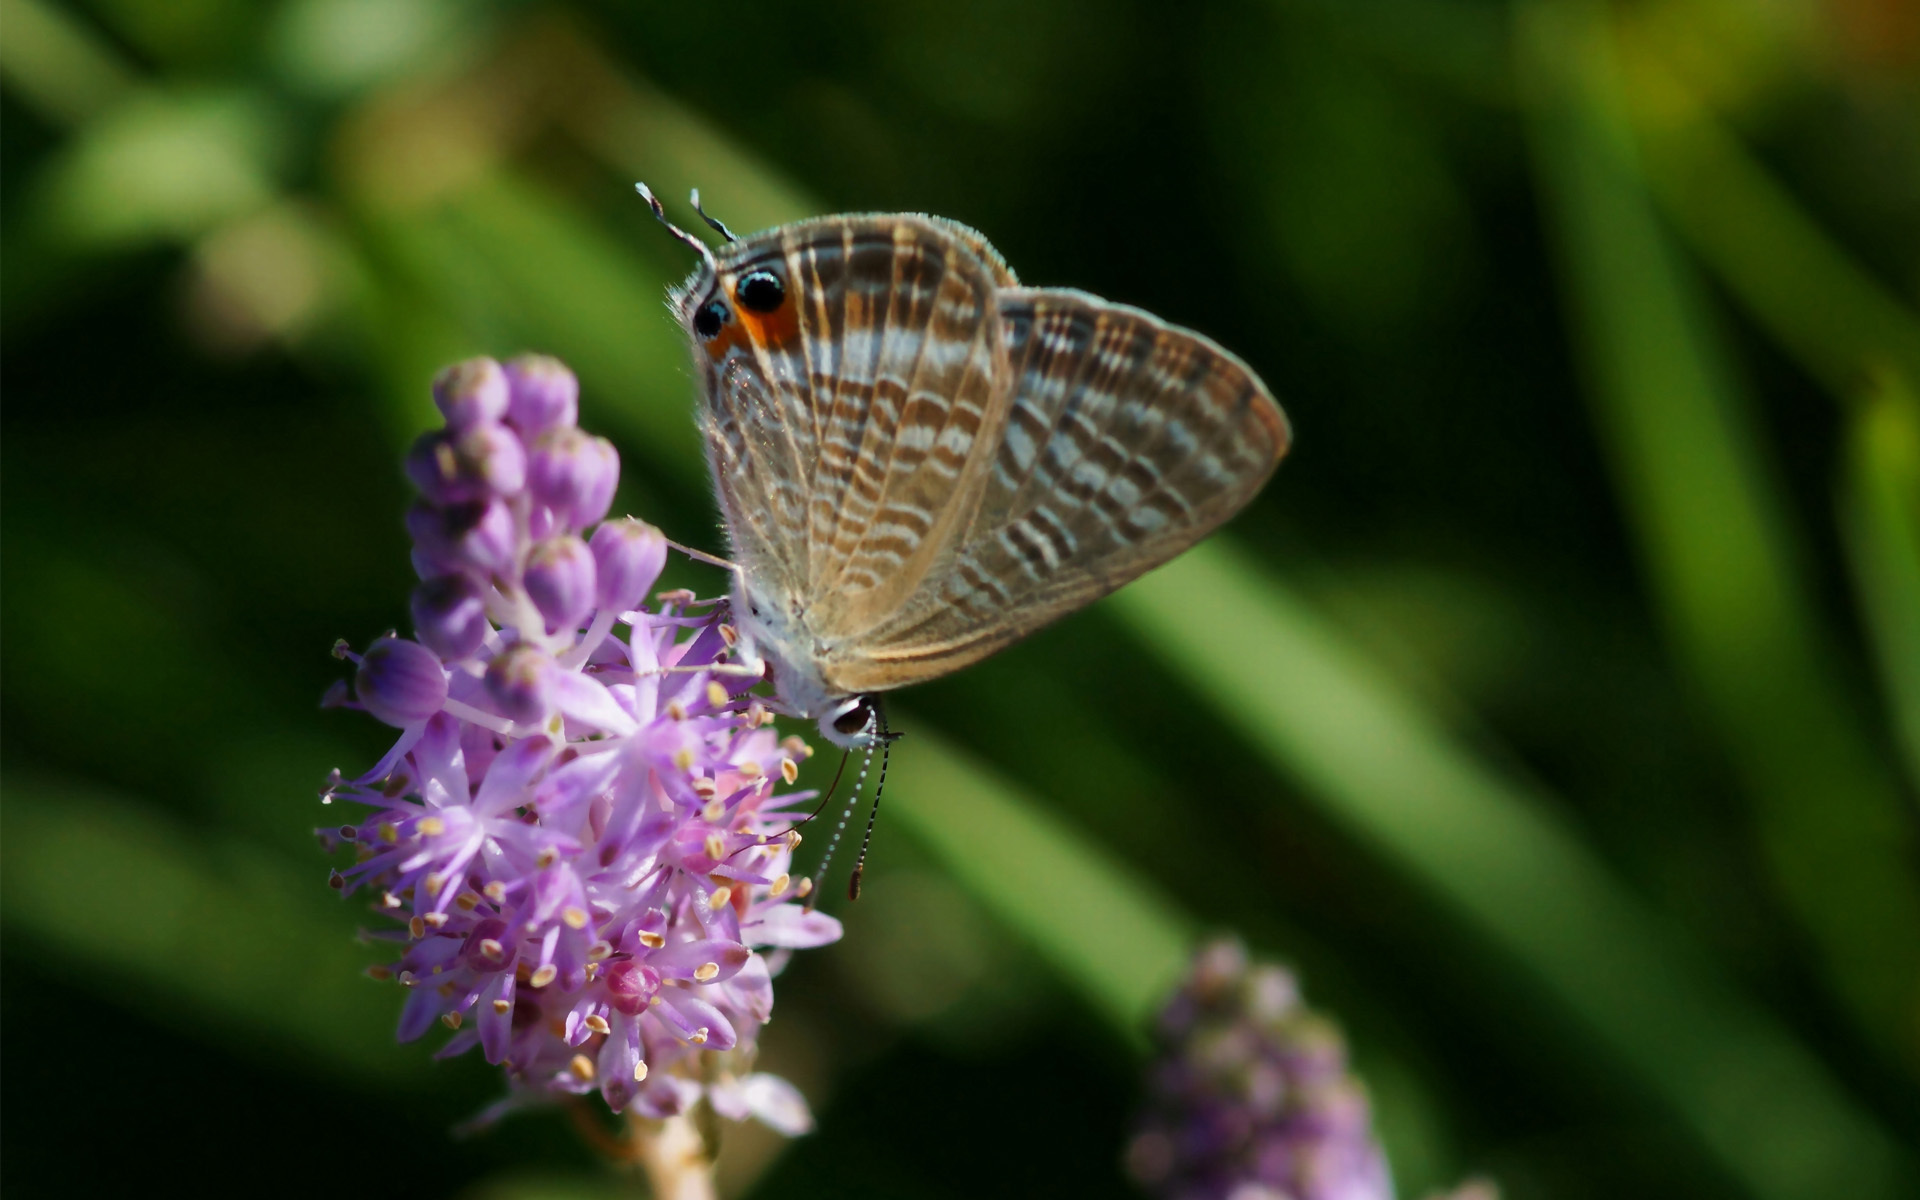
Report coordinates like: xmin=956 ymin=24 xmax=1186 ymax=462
xmin=692 ymin=217 xmax=1011 ymax=636
xmin=833 ymin=289 xmax=1290 ymax=692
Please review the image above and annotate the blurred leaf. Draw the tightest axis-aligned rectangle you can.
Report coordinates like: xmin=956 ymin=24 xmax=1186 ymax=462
xmin=350 ymin=171 xmax=697 ymax=462
xmin=1280 ymin=0 xmax=1515 ymax=104
xmin=0 ymin=0 xmax=135 ymax=126
xmin=1621 ymin=46 xmax=1920 ymax=402
xmin=1112 ymin=538 xmax=1915 ymax=1200
xmin=1840 ymin=371 xmax=1920 ymax=790
xmin=881 ymin=727 xmax=1195 ymax=1041
xmin=268 ymin=0 xmax=476 ymax=100
xmin=0 ymin=778 xmax=417 ymax=1083
xmin=33 ymin=87 xmax=281 ymax=247
xmin=1517 ymin=0 xmax=1920 ymax=1068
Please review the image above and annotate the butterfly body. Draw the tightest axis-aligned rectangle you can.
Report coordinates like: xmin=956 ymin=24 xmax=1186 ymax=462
xmin=663 ymin=207 xmax=1291 ymax=745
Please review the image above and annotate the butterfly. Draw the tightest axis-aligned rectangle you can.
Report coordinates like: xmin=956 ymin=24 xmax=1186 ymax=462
xmin=638 ymin=185 xmax=1291 ymax=751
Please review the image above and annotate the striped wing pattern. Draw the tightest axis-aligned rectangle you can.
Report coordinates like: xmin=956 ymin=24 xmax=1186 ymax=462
xmin=682 ymin=214 xmax=1289 ymax=699
xmin=837 ymin=289 xmax=1290 ymax=691
xmin=693 ymin=217 xmax=1010 ymax=636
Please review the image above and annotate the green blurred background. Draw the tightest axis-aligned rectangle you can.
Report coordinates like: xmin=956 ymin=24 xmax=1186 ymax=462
xmin=3 ymin=0 xmax=1918 ymax=1196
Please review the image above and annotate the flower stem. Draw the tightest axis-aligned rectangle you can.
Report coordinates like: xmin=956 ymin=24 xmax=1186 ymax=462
xmin=628 ymin=1111 xmax=717 ymax=1200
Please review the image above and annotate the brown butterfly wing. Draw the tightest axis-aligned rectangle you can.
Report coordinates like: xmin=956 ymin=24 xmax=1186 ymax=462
xmin=688 ymin=216 xmax=1015 ymax=637
xmin=828 ymin=288 xmax=1290 ymax=693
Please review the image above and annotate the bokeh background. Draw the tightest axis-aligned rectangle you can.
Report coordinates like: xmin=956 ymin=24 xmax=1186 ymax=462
xmin=4 ymin=1 xmax=1918 ymax=1197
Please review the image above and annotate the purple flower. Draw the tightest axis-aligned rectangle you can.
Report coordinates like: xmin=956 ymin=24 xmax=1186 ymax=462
xmin=1127 ymin=939 xmax=1395 ymax=1200
xmin=321 ymin=355 xmax=838 ymax=1135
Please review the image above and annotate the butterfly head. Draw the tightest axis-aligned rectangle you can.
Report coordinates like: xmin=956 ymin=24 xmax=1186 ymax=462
xmin=676 ymin=254 xmax=801 ymax=363
xmin=819 ymin=695 xmax=885 ymax=750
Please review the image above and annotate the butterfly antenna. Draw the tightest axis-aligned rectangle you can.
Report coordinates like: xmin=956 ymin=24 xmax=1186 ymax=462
xmin=804 ymin=715 xmax=879 ymax=912
xmin=797 ymin=742 xmax=854 ymax=827
xmin=689 ymin=189 xmax=737 ymax=244
xmin=634 ymin=182 xmax=717 ymax=273
xmin=847 ymin=707 xmax=898 ymax=902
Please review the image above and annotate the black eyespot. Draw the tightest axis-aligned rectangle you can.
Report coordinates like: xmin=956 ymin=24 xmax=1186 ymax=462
xmin=833 ymin=700 xmax=875 ymax=737
xmin=693 ymin=298 xmax=730 ymax=339
xmin=736 ymin=270 xmax=785 ymax=314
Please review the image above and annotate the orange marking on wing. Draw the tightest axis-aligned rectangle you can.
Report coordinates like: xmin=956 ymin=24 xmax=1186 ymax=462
xmin=738 ymin=297 xmax=801 ymax=350
xmin=704 ymin=321 xmax=751 ymax=361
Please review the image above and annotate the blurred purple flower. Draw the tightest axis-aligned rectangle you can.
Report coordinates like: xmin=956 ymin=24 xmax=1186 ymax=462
xmin=321 ymin=354 xmax=837 ymax=1135
xmin=1127 ymin=938 xmax=1395 ymax=1200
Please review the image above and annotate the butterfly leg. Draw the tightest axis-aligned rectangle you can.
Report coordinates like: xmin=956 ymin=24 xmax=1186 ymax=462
xmin=631 ymin=662 xmax=766 ymax=679
xmin=664 ymin=538 xmax=742 ymax=573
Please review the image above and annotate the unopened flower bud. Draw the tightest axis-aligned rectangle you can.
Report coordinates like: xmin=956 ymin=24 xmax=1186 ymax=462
xmin=528 ymin=428 xmax=619 ymax=532
xmin=432 ymin=357 xmax=510 ymax=432
xmin=603 ymin=959 xmax=661 ymax=1016
xmin=411 ymin=574 xmax=491 ymax=661
xmin=405 ymin=423 xmax=527 ymax=506
xmin=524 ymin=536 xmax=597 ymax=634
xmin=589 ymin=518 xmax=667 ymax=613
xmin=407 ymin=500 xmax=516 ymax=576
xmin=355 ymin=636 xmax=447 ymax=727
xmin=485 ymin=643 xmax=553 ymax=725
xmin=504 ymin=354 xmax=579 ymax=436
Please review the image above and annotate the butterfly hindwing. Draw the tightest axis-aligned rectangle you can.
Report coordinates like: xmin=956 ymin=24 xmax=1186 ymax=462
xmin=834 ymin=288 xmax=1290 ymax=691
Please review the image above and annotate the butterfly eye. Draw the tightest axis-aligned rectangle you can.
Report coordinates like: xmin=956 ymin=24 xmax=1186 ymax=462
xmin=736 ymin=270 xmax=785 ymax=314
xmin=831 ymin=698 xmax=876 ymax=738
xmin=693 ymin=299 xmax=730 ymax=340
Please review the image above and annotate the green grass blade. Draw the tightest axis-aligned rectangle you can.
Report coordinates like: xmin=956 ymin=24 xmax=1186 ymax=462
xmin=1623 ymin=54 xmax=1920 ymax=403
xmin=878 ymin=726 xmax=1196 ymax=1040
xmin=1840 ymin=371 xmax=1920 ymax=789
xmin=1517 ymin=0 xmax=1920 ymax=1066
xmin=0 ymin=778 xmax=416 ymax=1082
xmin=1112 ymin=538 xmax=1913 ymax=1200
